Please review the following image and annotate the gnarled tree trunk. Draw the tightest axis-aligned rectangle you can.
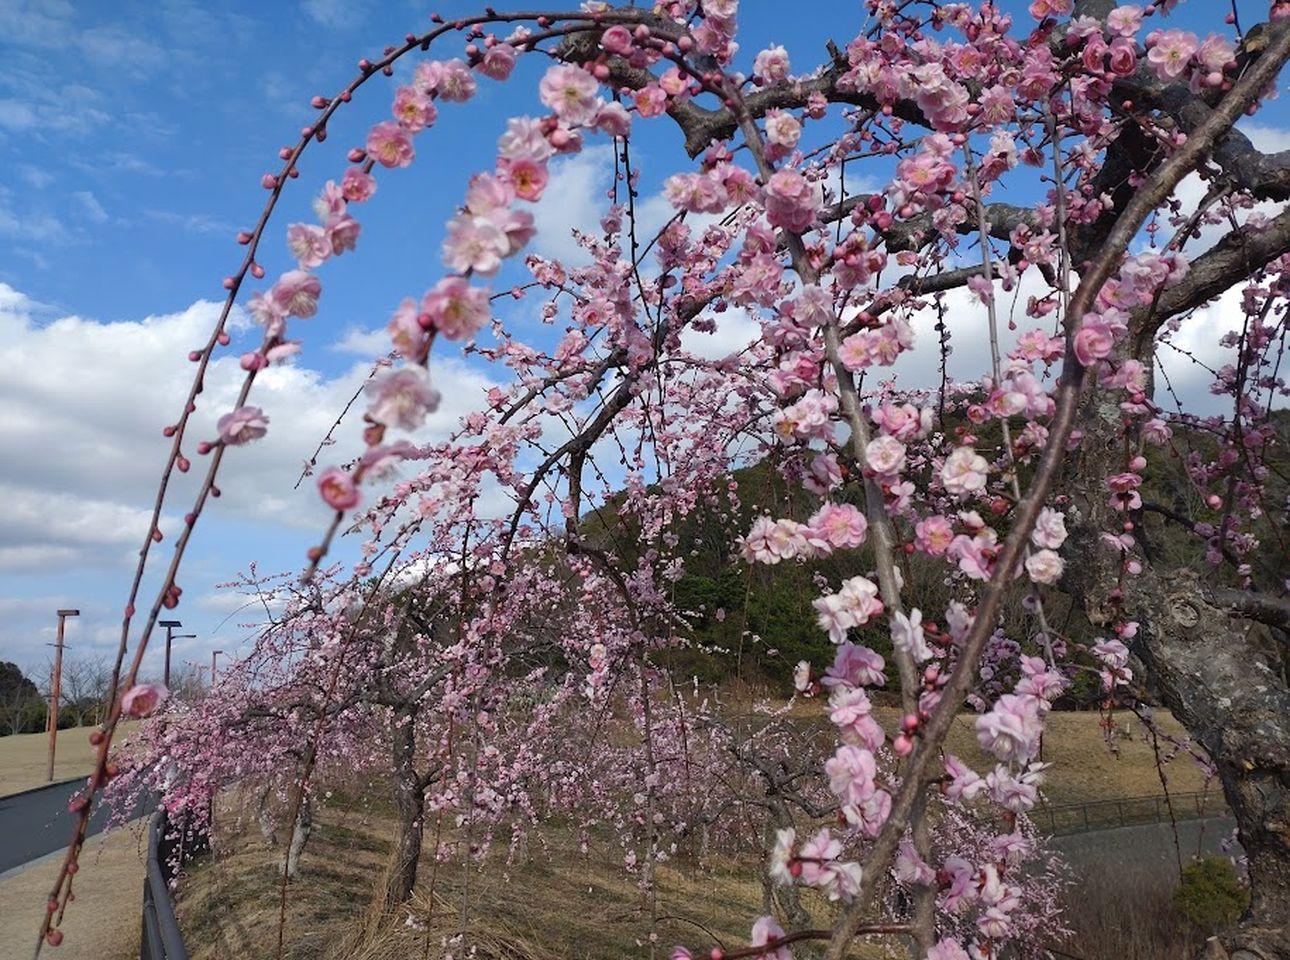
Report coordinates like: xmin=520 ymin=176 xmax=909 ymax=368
xmin=1064 ymin=395 xmax=1290 ymax=959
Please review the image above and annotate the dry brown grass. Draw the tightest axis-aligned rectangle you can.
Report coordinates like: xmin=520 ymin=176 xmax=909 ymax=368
xmin=0 ymin=722 xmax=138 ymax=798
xmin=1054 ymin=860 xmax=1207 ymax=960
xmin=174 ymin=709 xmax=1215 ymax=960
xmin=0 ymin=821 xmax=148 ymax=960
xmin=178 ymin=795 xmax=898 ymax=960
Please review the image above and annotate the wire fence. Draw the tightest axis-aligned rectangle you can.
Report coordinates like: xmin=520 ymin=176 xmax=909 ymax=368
xmin=1036 ymin=790 xmax=1228 ymax=835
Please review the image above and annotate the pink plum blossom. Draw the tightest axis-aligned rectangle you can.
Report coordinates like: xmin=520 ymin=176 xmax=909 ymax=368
xmin=823 ymin=643 xmax=886 ymax=689
xmin=749 ymin=916 xmax=791 ymax=960
xmin=366 ymin=121 xmax=415 ymax=168
xmin=1146 ymin=29 xmax=1199 ymax=81
xmin=287 ymin=223 xmax=330 ymax=268
xmin=121 ymin=682 xmax=168 ymax=718
xmin=807 ymin=502 xmax=868 ymax=550
xmin=421 ymin=277 xmax=491 ymax=340
xmin=365 ymin=365 xmax=440 ymax=431
xmin=341 ymin=166 xmax=376 ymax=202
xmin=317 ymin=466 xmax=360 ymax=511
xmin=217 ymin=406 xmax=269 ymax=446
xmin=271 ymin=270 xmax=322 ymax=319
xmin=435 ymin=60 xmax=477 ymax=101
xmin=476 ymin=43 xmax=517 ymax=82
xmin=763 ymin=169 xmax=817 ymax=232
xmin=976 ymin=693 xmax=1043 ymax=763
xmin=392 ymin=86 xmax=438 ymax=132
xmin=753 ymin=44 xmax=790 ymax=82
xmin=1024 ymin=548 xmax=1065 ymax=585
xmin=1074 ymin=317 xmax=1115 ymax=366
xmin=500 ymin=157 xmax=549 ymax=201
xmin=891 ymin=608 xmax=933 ymax=663
xmin=865 ymin=435 xmax=906 ymax=476
xmin=538 ymin=64 xmax=601 ymax=125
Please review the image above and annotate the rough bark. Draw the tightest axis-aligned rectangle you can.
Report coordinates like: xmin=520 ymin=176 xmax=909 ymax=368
xmin=1130 ymin=568 xmax=1290 ymax=960
xmin=384 ymin=706 xmax=426 ymax=911
xmin=1063 ymin=394 xmax=1290 ymax=959
xmin=285 ymin=792 xmax=312 ymax=879
xmin=257 ymin=784 xmax=279 ymax=846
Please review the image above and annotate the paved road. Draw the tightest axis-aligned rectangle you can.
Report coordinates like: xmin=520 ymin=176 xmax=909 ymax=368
xmin=0 ymin=780 xmax=151 ymax=877
xmin=1053 ymin=816 xmax=1240 ymax=873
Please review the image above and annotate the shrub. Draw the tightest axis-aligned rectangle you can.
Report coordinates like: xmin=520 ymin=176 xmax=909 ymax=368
xmin=1173 ymin=856 xmax=1247 ymax=934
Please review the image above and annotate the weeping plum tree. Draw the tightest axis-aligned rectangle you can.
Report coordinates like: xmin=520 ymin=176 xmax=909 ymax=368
xmin=37 ymin=1 xmax=1290 ymax=959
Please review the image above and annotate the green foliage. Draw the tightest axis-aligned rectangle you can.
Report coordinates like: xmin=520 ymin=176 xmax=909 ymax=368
xmin=1173 ymin=856 xmax=1247 ymax=934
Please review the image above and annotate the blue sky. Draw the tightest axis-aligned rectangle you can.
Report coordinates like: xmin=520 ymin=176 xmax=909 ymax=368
xmin=0 ymin=0 xmax=1281 ymax=679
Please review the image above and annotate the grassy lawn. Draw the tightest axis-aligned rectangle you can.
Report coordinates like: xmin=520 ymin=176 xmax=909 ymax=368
xmin=0 ymin=823 xmax=146 ymax=960
xmin=0 ymin=722 xmax=137 ymax=798
xmin=0 ymin=723 xmax=145 ymax=960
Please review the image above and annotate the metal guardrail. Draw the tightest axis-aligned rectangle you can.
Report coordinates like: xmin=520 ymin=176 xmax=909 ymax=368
xmin=140 ymin=808 xmax=207 ymax=960
xmin=1036 ymin=790 xmax=1227 ymax=835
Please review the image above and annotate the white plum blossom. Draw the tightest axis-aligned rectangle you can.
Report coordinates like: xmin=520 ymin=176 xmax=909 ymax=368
xmin=1031 ymin=507 xmax=1068 ymax=549
xmin=865 ymin=435 xmax=906 ymax=476
xmin=1025 ymin=548 xmax=1065 ymax=585
xmin=891 ymin=608 xmax=933 ymax=663
xmin=941 ymin=446 xmax=989 ymax=497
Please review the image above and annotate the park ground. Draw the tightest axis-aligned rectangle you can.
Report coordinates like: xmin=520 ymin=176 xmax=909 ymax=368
xmin=0 ymin=723 xmax=140 ymax=960
xmin=173 ymin=708 xmax=1222 ymax=960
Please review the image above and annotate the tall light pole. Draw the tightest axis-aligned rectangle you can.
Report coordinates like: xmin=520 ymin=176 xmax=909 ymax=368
xmin=47 ymin=609 xmax=79 ymax=782
xmin=211 ymin=650 xmax=224 ymax=687
xmin=158 ymin=620 xmax=195 ymax=688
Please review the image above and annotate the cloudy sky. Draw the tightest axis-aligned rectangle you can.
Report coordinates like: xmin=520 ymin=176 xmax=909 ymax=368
xmin=0 ymin=0 xmax=1281 ymax=678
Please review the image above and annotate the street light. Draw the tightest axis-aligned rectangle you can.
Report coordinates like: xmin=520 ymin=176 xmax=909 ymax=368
xmin=158 ymin=620 xmax=195 ymax=688
xmin=47 ymin=609 xmax=79 ymax=782
xmin=211 ymin=650 xmax=224 ymax=686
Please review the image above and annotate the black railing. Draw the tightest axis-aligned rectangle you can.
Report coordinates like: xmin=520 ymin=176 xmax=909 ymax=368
xmin=1036 ymin=790 xmax=1228 ymax=835
xmin=140 ymin=808 xmax=206 ymax=960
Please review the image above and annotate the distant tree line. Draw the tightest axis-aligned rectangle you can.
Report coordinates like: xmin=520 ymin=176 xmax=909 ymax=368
xmin=0 ymin=658 xmax=113 ymax=736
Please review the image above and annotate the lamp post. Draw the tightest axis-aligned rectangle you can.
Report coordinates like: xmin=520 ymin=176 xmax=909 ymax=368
xmin=211 ymin=650 xmax=224 ymax=687
xmin=47 ymin=609 xmax=79 ymax=782
xmin=158 ymin=620 xmax=195 ymax=688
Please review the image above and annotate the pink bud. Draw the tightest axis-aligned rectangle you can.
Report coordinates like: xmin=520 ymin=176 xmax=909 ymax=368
xmin=261 ymin=173 xmax=277 ymax=189
xmin=348 ymin=148 xmax=366 ymax=163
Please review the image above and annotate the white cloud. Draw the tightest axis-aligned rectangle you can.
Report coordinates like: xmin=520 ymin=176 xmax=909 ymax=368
xmin=73 ymin=190 xmax=109 ymax=224
xmin=0 ymin=282 xmax=500 ymax=573
xmin=301 ymin=0 xmax=361 ymax=29
xmin=680 ymin=305 xmax=760 ymax=360
xmin=145 ymin=209 xmax=232 ymax=236
xmin=1240 ymin=122 xmax=1290 ymax=155
xmin=332 ymin=325 xmax=392 ymax=356
xmin=531 ymin=146 xmax=615 ymax=264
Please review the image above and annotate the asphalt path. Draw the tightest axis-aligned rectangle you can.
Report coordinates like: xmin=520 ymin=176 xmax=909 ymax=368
xmin=1052 ymin=815 xmax=1240 ymax=873
xmin=0 ymin=780 xmax=151 ymax=877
